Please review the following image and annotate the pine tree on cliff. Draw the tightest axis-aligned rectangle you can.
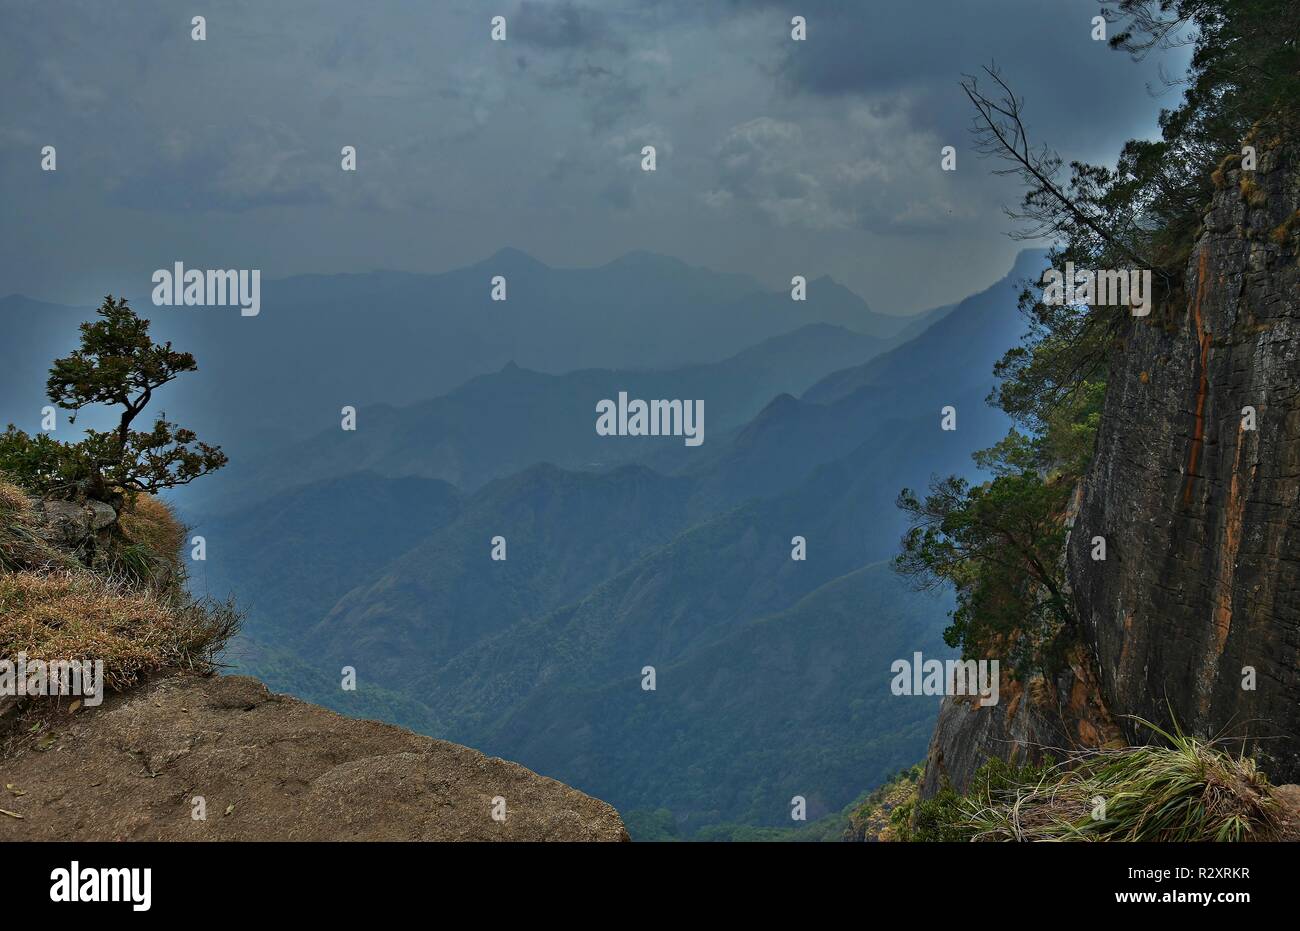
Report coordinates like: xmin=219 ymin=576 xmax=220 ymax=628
xmin=0 ymin=295 xmax=227 ymax=508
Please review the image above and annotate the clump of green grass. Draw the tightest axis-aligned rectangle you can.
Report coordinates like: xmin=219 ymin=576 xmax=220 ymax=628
xmin=913 ymin=720 xmax=1284 ymax=842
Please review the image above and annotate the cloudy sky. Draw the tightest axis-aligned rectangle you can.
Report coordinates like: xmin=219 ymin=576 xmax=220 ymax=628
xmin=2 ymin=0 xmax=1188 ymax=314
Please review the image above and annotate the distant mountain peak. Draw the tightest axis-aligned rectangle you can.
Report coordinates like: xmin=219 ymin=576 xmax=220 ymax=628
xmin=481 ymin=246 xmax=548 ymax=271
xmin=752 ymin=392 xmax=802 ymax=421
xmin=1010 ymin=247 xmax=1052 ymax=279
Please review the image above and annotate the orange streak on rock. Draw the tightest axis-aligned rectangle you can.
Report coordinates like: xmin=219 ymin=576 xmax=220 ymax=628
xmin=1117 ymin=609 xmax=1134 ymax=675
xmin=1183 ymin=249 xmax=1212 ymax=506
xmin=1199 ymin=421 xmax=1254 ymax=716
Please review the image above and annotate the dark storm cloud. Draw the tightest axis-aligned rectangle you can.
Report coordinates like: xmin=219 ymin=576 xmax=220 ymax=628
xmin=532 ymin=60 xmax=648 ymax=130
xmin=716 ymin=0 xmax=1181 ymax=152
xmin=513 ymin=0 xmax=622 ymax=50
xmin=0 ymin=0 xmax=1187 ymax=313
xmin=804 ymin=7 xmax=1160 ymax=129
xmin=511 ymin=2 xmax=645 ymax=130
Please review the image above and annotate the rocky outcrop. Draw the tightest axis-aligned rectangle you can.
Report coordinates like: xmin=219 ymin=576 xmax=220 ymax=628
xmin=921 ymin=642 xmax=1121 ymax=796
xmin=0 ymin=674 xmax=628 ymax=841
xmin=30 ymin=497 xmax=117 ymax=564
xmin=843 ymin=768 xmax=921 ymax=842
xmin=921 ymin=140 xmax=1300 ymax=795
xmin=1067 ymin=141 xmax=1300 ymax=781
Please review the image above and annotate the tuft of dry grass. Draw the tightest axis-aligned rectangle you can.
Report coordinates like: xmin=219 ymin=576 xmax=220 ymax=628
xmin=107 ymin=493 xmax=187 ymax=589
xmin=3 ymin=475 xmax=240 ymax=722
xmin=1240 ymin=176 xmax=1268 ymax=208
xmin=0 ymin=569 xmax=239 ymax=693
xmin=1271 ymin=209 xmax=1300 ymax=246
xmin=1211 ymin=150 xmax=1242 ymax=190
xmin=0 ymin=479 xmax=28 ymax=514
xmin=117 ymin=495 xmax=185 ymax=563
xmin=955 ymin=719 xmax=1285 ymax=842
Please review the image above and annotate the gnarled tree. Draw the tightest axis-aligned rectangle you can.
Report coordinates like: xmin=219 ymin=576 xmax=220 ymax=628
xmin=0 ymin=295 xmax=227 ymax=508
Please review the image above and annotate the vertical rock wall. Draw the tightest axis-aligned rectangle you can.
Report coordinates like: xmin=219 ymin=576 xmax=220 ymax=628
xmin=1067 ymin=142 xmax=1300 ymax=781
xmin=922 ymin=141 xmax=1300 ymax=795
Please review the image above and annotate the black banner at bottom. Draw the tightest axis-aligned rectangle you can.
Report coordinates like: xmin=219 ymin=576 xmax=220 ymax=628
xmin=3 ymin=841 xmax=1286 ymax=916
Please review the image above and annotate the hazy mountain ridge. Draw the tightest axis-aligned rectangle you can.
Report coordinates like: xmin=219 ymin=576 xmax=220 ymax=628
xmin=182 ymin=321 xmax=886 ymax=512
xmin=2 ymin=250 xmax=903 ymax=487
xmin=305 ymin=462 xmax=701 ymax=668
xmin=210 ymin=251 xmax=1043 ymax=829
xmin=803 ymin=249 xmax=1048 ymax=405
xmin=194 ymin=472 xmax=463 ymax=643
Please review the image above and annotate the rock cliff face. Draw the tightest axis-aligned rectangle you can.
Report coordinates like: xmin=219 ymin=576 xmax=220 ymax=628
xmin=1068 ymin=142 xmax=1300 ymax=781
xmin=921 ymin=643 xmax=1121 ymax=796
xmin=0 ymin=674 xmax=628 ymax=841
xmin=922 ymin=141 xmax=1300 ymax=794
